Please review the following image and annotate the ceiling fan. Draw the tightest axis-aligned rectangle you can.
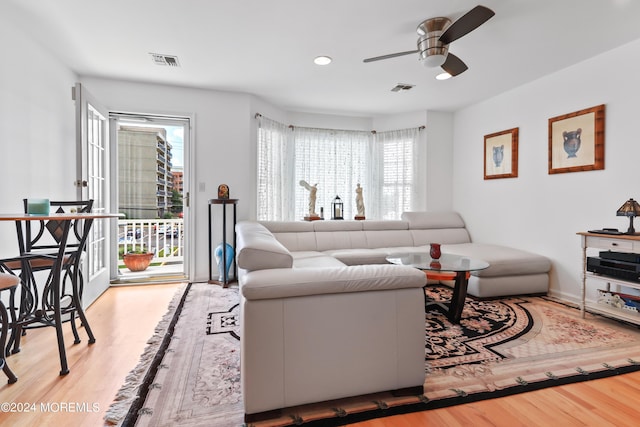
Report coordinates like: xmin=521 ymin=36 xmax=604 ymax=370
xmin=363 ymin=5 xmax=495 ymax=77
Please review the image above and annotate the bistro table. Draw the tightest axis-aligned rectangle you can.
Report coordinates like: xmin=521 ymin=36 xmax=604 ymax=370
xmin=386 ymin=252 xmax=489 ymax=323
xmin=0 ymin=212 xmax=120 ymax=375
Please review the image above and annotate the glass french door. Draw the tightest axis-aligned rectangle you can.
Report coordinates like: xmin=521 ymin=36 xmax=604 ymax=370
xmin=73 ymin=83 xmax=111 ymax=304
xmin=109 ymin=113 xmax=191 ymax=283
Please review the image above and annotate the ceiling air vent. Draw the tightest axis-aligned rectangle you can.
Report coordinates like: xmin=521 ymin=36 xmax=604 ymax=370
xmin=391 ymin=83 xmax=415 ymax=92
xmin=150 ymin=53 xmax=181 ymax=67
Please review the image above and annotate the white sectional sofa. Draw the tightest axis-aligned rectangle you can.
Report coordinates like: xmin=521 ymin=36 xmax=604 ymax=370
xmin=235 ymin=211 xmax=551 ymax=420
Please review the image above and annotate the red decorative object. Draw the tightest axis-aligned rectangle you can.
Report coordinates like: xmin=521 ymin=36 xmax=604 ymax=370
xmin=430 ymin=243 xmax=441 ymax=260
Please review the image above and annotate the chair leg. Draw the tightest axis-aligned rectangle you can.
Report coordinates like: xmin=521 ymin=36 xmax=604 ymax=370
xmin=0 ymin=300 xmax=17 ymax=384
xmin=70 ymin=269 xmax=95 ymax=344
xmin=49 ymin=270 xmax=69 ymax=376
xmin=70 ymin=310 xmax=81 ymax=344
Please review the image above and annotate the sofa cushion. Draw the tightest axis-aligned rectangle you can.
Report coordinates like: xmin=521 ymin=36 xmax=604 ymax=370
xmin=261 ymin=221 xmax=316 ymax=233
xmin=364 ymin=229 xmax=414 ymax=249
xmin=312 ymin=221 xmax=363 ymax=231
xmin=236 ymin=222 xmax=293 ymax=271
xmin=442 ymin=243 xmax=551 ymax=277
xmin=293 ymin=254 xmax=347 ymax=268
xmin=240 ymin=264 xmax=426 ymax=300
xmin=401 ymin=212 xmax=471 ymax=245
xmin=409 ymin=228 xmax=471 ymax=246
xmin=323 ymin=248 xmax=389 ymax=265
xmin=291 ymin=251 xmax=327 ymax=261
xmin=260 ymin=221 xmax=318 ymax=251
xmin=401 ymin=211 xmax=466 ymax=229
xmin=361 ymin=220 xmax=408 ymax=231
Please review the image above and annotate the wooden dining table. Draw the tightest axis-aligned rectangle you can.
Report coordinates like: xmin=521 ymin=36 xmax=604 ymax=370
xmin=0 ymin=212 xmax=120 ymax=376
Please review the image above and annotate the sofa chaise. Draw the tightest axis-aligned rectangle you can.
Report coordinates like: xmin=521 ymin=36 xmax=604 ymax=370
xmin=235 ymin=211 xmax=551 ymax=420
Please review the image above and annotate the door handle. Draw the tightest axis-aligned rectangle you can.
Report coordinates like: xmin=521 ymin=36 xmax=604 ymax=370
xmin=75 ymin=180 xmax=88 ymax=187
xmin=183 ymin=192 xmax=190 ymax=208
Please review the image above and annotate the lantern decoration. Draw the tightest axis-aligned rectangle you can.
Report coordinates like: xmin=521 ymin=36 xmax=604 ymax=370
xmin=331 ymin=195 xmax=344 ymax=220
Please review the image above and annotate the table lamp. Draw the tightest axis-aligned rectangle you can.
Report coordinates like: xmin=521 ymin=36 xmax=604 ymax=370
xmin=616 ymin=198 xmax=640 ymax=235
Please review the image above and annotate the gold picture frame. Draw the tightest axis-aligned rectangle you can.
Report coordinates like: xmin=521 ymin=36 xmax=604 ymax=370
xmin=548 ymin=104 xmax=605 ymax=174
xmin=484 ymin=127 xmax=518 ymax=180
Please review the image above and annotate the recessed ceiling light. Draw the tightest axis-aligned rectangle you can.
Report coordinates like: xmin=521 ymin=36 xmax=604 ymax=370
xmin=314 ymin=56 xmax=332 ymax=65
xmin=435 ymin=72 xmax=452 ymax=80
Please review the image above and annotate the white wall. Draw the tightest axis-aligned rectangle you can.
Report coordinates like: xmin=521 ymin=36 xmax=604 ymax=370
xmin=452 ymin=38 xmax=640 ymax=302
xmin=424 ymin=111 xmax=453 ymax=212
xmin=0 ymin=11 xmax=78 ymax=257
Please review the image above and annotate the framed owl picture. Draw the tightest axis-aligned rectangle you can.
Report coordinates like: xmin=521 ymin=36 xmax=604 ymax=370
xmin=548 ymin=104 xmax=605 ymax=174
xmin=484 ymin=127 xmax=519 ymax=180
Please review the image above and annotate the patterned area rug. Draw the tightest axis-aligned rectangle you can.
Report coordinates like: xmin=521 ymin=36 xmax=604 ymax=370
xmin=107 ymin=283 xmax=640 ymax=426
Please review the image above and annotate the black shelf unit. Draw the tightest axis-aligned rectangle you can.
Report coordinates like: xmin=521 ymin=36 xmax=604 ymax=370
xmin=208 ymin=198 xmax=238 ymax=287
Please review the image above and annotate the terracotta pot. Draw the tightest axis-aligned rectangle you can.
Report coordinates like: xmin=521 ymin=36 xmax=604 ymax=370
xmin=123 ymin=252 xmax=154 ymax=272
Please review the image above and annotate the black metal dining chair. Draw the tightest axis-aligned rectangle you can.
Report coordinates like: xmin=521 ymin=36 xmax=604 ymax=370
xmin=4 ymin=199 xmax=95 ymax=357
xmin=0 ymin=271 xmax=19 ymax=383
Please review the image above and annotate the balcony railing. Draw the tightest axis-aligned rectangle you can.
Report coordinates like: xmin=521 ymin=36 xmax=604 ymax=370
xmin=118 ymin=218 xmax=184 ymax=269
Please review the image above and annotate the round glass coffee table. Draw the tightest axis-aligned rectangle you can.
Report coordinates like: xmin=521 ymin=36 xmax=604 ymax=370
xmin=386 ymin=252 xmax=489 ymax=323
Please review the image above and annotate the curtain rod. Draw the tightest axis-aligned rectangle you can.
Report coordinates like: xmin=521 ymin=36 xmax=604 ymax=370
xmin=371 ymin=125 xmax=425 ymax=134
xmin=255 ymin=112 xmax=425 ymax=132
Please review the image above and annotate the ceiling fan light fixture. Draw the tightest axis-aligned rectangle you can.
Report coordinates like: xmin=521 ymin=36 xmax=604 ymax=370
xmin=421 ymin=54 xmax=446 ymax=68
xmin=435 ymin=72 xmax=452 ymax=80
xmin=314 ymin=56 xmax=332 ymax=65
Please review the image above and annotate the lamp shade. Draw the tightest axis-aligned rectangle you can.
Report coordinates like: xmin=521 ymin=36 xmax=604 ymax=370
xmin=617 ymin=198 xmax=640 ymax=235
xmin=616 ymin=198 xmax=640 ymax=217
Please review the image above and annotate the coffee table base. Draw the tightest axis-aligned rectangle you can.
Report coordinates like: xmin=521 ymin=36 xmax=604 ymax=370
xmin=425 ymin=271 xmax=470 ymax=324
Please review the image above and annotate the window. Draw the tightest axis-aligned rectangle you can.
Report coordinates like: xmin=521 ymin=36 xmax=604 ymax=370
xmin=256 ymin=117 xmax=293 ymax=221
xmin=293 ymin=127 xmax=369 ymax=220
xmin=257 ymin=116 xmax=423 ymax=221
xmin=373 ymin=129 xmax=419 ymax=220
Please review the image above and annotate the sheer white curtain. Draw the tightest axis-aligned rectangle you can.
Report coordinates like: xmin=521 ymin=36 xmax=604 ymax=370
xmin=256 ymin=116 xmax=424 ymax=221
xmin=293 ymin=127 xmax=369 ymax=220
xmin=369 ymin=128 xmax=422 ymax=220
xmin=257 ymin=116 xmax=295 ymax=220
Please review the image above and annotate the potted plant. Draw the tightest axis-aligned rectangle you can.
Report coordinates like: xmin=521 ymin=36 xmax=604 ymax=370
xmin=122 ymin=247 xmax=154 ymax=272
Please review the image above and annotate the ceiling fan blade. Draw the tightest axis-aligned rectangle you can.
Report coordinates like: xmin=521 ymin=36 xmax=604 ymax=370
xmin=363 ymin=50 xmax=419 ymax=63
xmin=441 ymin=53 xmax=468 ymax=76
xmin=439 ymin=5 xmax=495 ymax=45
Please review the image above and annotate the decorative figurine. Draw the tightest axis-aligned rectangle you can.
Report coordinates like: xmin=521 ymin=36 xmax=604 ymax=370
xmin=218 ymin=184 xmax=230 ymax=199
xmin=355 ymin=183 xmax=365 ymax=220
xmin=299 ymin=180 xmax=321 ymax=220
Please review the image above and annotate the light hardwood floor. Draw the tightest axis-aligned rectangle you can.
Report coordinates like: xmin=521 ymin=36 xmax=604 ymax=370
xmin=2 ymin=283 xmax=640 ymax=427
xmin=0 ymin=282 xmax=182 ymax=427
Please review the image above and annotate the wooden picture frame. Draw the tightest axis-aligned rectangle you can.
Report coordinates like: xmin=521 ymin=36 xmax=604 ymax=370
xmin=484 ymin=127 xmax=518 ymax=179
xmin=548 ymin=104 xmax=605 ymax=174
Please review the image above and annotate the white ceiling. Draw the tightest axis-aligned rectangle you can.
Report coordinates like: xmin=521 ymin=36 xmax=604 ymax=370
xmin=6 ymin=0 xmax=640 ymax=116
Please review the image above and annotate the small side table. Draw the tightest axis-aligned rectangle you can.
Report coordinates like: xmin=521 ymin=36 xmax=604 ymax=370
xmin=208 ymin=199 xmax=238 ymax=287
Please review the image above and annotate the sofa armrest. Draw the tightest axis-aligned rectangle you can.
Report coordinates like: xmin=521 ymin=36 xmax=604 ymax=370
xmin=236 ymin=221 xmax=293 ymax=271
xmin=240 ymin=264 xmax=426 ymax=300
